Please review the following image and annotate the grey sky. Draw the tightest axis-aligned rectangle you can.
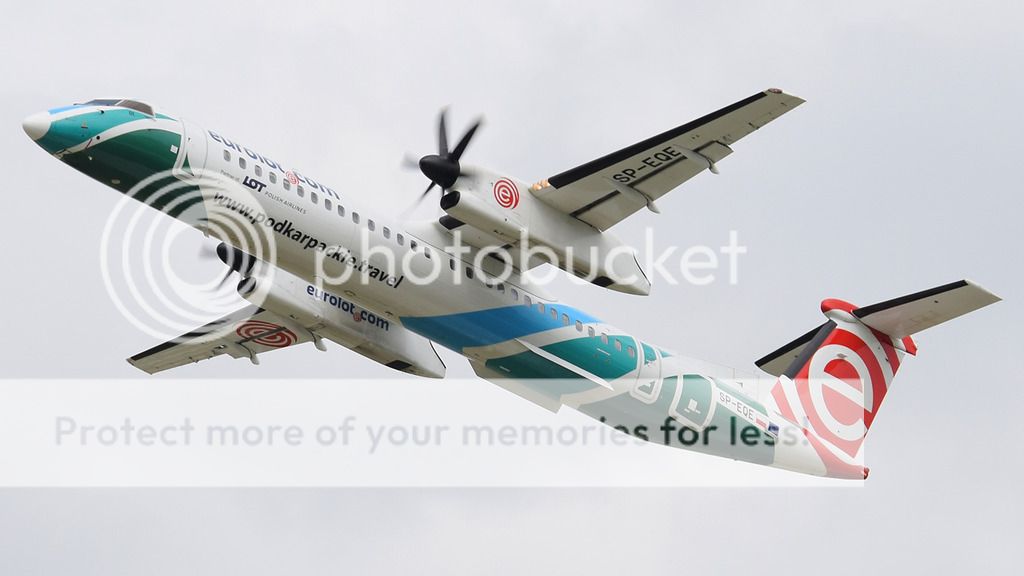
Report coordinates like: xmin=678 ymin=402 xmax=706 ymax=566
xmin=1 ymin=0 xmax=1022 ymax=573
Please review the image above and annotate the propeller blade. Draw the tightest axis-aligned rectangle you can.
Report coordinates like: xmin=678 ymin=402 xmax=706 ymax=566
xmin=450 ymin=118 xmax=482 ymax=162
xmin=215 ymin=268 xmax=233 ymax=290
xmin=401 ymin=153 xmax=421 ymax=170
xmin=421 ymin=181 xmax=437 ymax=199
xmin=400 ymin=181 xmax=439 ymax=218
xmin=438 ymin=110 xmax=449 ymax=156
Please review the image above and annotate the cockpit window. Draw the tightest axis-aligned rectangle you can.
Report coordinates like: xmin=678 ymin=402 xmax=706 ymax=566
xmin=114 ymin=99 xmax=154 ymax=116
xmin=73 ymin=98 xmax=155 ymax=116
xmin=80 ymin=99 xmax=121 ymax=106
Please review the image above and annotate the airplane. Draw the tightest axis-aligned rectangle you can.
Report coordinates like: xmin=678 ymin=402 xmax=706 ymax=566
xmin=22 ymin=90 xmax=1000 ymax=479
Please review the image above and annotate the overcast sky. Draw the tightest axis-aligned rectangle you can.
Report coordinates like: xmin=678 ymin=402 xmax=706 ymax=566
xmin=2 ymin=0 xmax=1022 ymax=573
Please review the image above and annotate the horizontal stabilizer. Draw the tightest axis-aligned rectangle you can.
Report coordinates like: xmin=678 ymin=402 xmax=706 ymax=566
xmin=853 ymin=279 xmax=1001 ymax=339
xmin=755 ymin=279 xmax=1000 ymax=378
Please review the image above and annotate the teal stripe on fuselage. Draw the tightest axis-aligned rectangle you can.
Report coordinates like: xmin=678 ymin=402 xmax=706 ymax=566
xmin=484 ymin=335 xmax=637 ymax=380
xmin=37 ymin=109 xmax=151 ymax=154
xmin=400 ymin=305 xmax=601 ymax=352
xmin=540 ymin=335 xmax=637 ymax=380
xmin=483 ymin=335 xmax=638 ymax=398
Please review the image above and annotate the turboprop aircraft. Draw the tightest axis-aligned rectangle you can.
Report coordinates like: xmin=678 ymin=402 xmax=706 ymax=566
xmin=22 ymin=90 xmax=1000 ymax=478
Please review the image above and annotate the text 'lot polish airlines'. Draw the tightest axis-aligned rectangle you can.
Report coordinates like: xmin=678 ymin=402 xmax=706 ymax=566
xmin=23 ymin=90 xmax=1000 ymax=479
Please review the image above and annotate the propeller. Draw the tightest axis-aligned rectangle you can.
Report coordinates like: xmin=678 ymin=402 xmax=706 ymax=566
xmin=408 ymin=109 xmax=482 ymax=208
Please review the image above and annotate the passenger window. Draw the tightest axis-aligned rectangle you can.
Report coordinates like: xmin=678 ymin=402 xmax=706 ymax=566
xmin=410 ymin=240 xmax=418 ymax=251
xmin=537 ymin=303 xmax=545 ymax=314
xmin=297 ymin=185 xmax=305 ymax=198
xmin=627 ymin=346 xmax=636 ymax=359
xmin=423 ymin=247 xmax=431 ymax=259
xmin=615 ymin=339 xmax=623 ymax=352
xmin=368 ymin=220 xmax=375 ymax=232
xmin=466 ymin=267 xmax=473 ymax=279
xmin=383 ymin=227 xmax=391 ymax=239
xmin=239 ymin=157 xmax=246 ymax=169
xmin=325 ymin=198 xmax=332 ymax=211
xmin=497 ymin=283 xmax=505 ymax=293
xmin=587 ymin=326 xmax=595 ymax=337
xmin=511 ymin=289 xmax=519 ymax=301
xmin=524 ymin=295 xmax=532 ymax=307
xmin=550 ymin=308 xmax=557 ymax=320
xmin=269 ymin=172 xmax=277 ymax=184
xmin=449 ymin=259 xmax=455 ymax=271
xmin=575 ymin=320 xmax=583 ymax=332
xmin=397 ymin=233 xmax=404 ymax=246
xmin=223 ymin=150 xmax=231 ymax=162
xmin=337 ymin=204 xmax=345 ymax=217
xmin=352 ymin=212 xmax=360 ymax=224
xmin=283 ymin=179 xmax=291 ymax=190
xmin=255 ymin=165 xmax=262 ymax=177
xmin=562 ymin=313 xmax=570 ymax=326
xmin=601 ymin=333 xmax=609 ymax=345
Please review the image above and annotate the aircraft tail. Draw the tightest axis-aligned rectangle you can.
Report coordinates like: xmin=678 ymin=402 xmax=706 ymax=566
xmin=756 ymin=280 xmax=1000 ymax=465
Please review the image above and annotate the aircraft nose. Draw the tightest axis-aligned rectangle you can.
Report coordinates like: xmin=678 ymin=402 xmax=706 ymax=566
xmin=22 ymin=112 xmax=50 ymax=141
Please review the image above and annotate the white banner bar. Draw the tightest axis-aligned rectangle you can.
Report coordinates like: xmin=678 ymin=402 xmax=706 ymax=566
xmin=0 ymin=379 xmax=856 ymax=487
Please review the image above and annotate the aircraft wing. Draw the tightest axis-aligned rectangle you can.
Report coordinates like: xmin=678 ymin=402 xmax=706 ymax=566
xmin=127 ymin=305 xmax=312 ymax=374
xmin=531 ymin=89 xmax=805 ymax=231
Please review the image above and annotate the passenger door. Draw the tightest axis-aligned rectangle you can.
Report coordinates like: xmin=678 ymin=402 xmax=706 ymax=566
xmin=173 ymin=118 xmax=207 ymax=181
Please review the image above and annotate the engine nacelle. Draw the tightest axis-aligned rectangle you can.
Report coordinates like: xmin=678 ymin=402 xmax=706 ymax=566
xmin=237 ymin=270 xmax=446 ymax=378
xmin=439 ymin=170 xmax=651 ymax=296
xmin=440 ymin=190 xmax=524 ymax=243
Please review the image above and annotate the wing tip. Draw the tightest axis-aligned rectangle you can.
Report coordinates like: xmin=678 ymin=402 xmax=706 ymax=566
xmin=125 ymin=357 xmax=158 ymax=375
xmin=961 ymin=278 xmax=1003 ymax=304
xmin=764 ymin=87 xmax=806 ymax=106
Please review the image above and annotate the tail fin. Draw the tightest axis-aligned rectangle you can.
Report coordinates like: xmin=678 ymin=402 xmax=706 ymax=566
xmin=757 ymin=280 xmax=1000 ymax=460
